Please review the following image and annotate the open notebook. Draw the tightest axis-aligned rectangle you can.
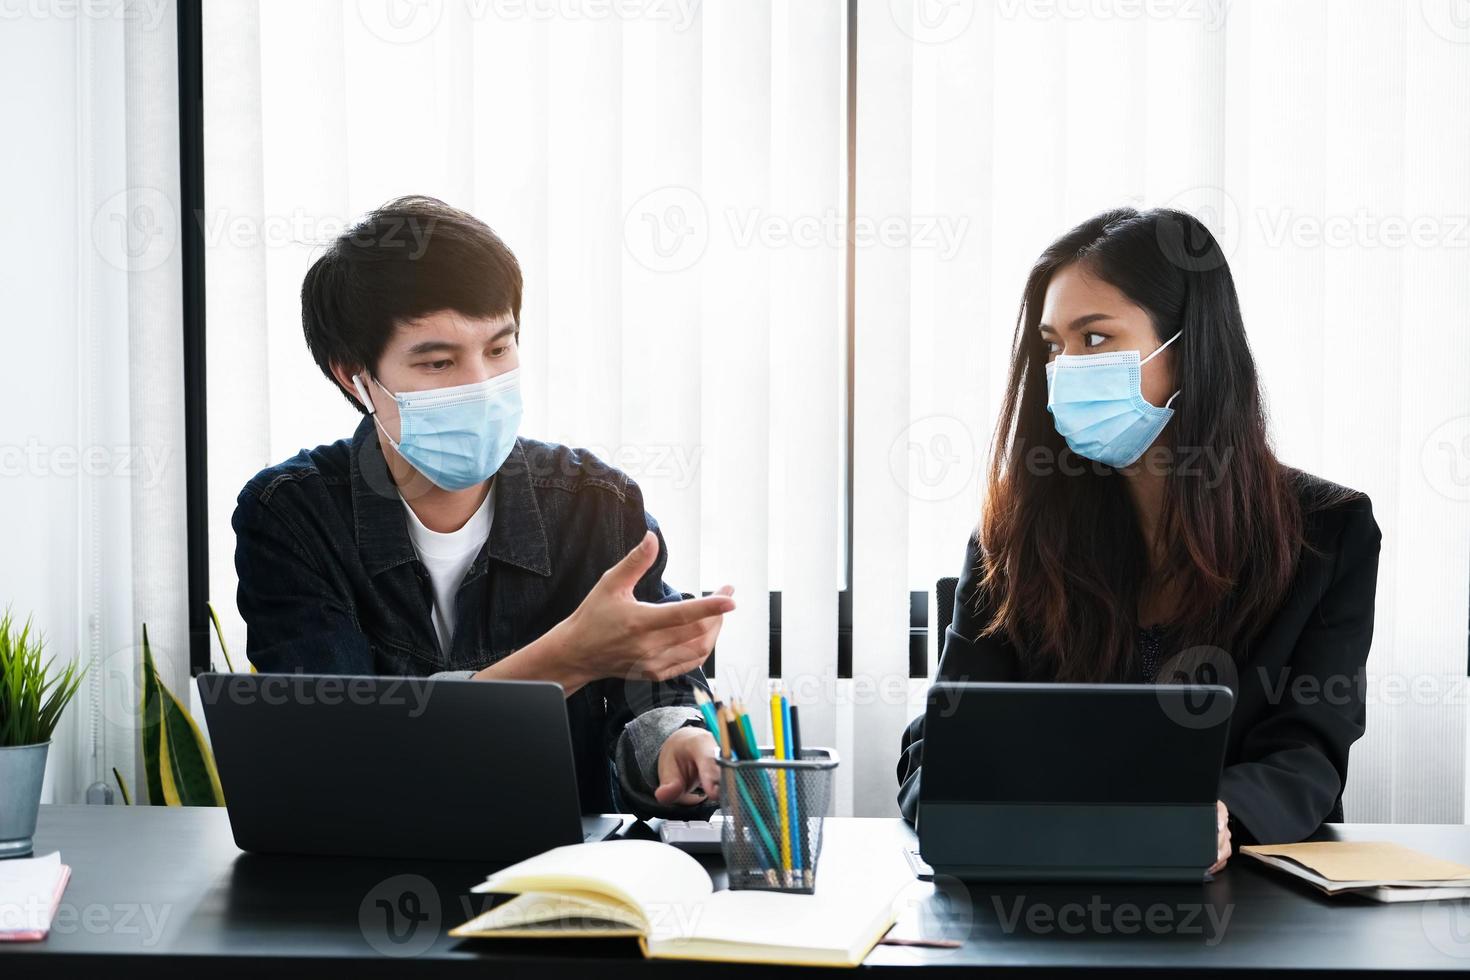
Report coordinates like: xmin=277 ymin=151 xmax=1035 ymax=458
xmin=450 ymin=819 xmax=915 ymax=967
xmin=1242 ymin=841 xmax=1470 ymax=902
xmin=0 ymin=851 xmax=71 ymax=941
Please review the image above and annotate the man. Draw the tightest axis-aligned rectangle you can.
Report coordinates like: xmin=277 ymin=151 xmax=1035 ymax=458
xmin=232 ymin=195 xmax=732 ymax=817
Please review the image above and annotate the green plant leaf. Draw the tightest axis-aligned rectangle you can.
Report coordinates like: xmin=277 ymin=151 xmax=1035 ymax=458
xmin=158 ymin=680 xmax=225 ymax=806
xmin=206 ymin=602 xmax=235 ymax=673
xmin=112 ymin=766 xmax=132 ymax=806
xmin=0 ymin=605 xmax=86 ymax=746
xmin=139 ymin=623 xmax=224 ymax=806
xmin=139 ymin=625 xmax=166 ymax=805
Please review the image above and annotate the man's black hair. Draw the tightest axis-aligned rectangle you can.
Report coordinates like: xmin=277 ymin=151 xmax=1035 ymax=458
xmin=301 ymin=195 xmax=523 ymax=413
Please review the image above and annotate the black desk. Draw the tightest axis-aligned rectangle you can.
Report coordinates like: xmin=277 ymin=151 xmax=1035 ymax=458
xmin=4 ymin=805 xmax=1470 ymax=976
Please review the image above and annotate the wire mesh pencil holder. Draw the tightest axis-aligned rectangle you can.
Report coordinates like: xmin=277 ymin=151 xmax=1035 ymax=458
xmin=717 ymin=748 xmax=838 ymax=895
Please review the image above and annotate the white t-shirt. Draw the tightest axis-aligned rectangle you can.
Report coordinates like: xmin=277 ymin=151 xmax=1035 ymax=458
xmin=401 ymin=486 xmax=494 ymax=656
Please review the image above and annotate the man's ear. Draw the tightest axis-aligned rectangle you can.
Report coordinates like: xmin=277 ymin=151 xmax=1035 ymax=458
xmin=329 ymin=361 xmax=372 ymax=412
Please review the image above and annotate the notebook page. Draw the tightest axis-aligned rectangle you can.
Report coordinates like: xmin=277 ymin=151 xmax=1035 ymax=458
xmin=473 ymin=839 xmax=713 ymax=916
xmin=661 ymin=818 xmax=915 ymax=952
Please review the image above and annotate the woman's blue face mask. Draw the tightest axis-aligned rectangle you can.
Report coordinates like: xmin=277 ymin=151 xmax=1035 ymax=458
xmin=1044 ymin=330 xmax=1182 ymax=468
xmin=354 ymin=368 xmax=523 ymax=491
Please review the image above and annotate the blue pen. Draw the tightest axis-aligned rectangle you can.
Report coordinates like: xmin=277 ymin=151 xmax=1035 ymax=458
xmin=781 ymin=690 xmax=803 ymax=885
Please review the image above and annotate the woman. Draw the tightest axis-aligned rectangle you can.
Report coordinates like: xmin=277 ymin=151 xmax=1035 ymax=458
xmin=896 ymin=207 xmax=1381 ymax=873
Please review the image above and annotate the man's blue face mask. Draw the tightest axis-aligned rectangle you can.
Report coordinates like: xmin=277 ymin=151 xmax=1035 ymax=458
xmin=1044 ymin=330 xmax=1182 ymax=469
xmin=354 ymin=368 xmax=523 ymax=491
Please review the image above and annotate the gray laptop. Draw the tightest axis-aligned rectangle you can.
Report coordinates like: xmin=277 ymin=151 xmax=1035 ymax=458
xmin=198 ymin=673 xmax=624 ymax=862
xmin=917 ymin=682 xmax=1233 ymax=882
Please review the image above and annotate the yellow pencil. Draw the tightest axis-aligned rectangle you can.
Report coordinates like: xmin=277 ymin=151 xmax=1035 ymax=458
xmin=770 ymin=684 xmax=792 ymax=887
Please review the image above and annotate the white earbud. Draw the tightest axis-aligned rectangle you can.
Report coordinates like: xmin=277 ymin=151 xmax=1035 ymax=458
xmin=351 ymin=374 xmax=375 ymax=415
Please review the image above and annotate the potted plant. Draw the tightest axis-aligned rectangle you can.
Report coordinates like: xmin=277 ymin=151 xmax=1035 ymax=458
xmin=0 ymin=608 xmax=85 ymax=858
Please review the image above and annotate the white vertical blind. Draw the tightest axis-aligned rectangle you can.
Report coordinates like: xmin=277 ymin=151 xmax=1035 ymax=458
xmin=1392 ymin=0 xmax=1470 ymax=821
xmin=203 ymin=0 xmax=270 ymax=690
xmin=121 ymin=0 xmax=192 ymax=798
xmin=546 ymin=20 xmax=623 ymax=449
xmin=852 ymin=0 xmax=916 ymax=817
xmin=770 ymin=0 xmax=847 ymax=811
xmin=619 ymin=11 xmax=702 ymax=591
xmin=870 ymin=0 xmax=1470 ymax=822
xmin=699 ymin=1 xmax=774 ymax=725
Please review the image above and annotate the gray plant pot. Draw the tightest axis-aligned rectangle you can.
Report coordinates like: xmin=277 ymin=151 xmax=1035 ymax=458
xmin=0 ymin=741 xmax=50 ymax=859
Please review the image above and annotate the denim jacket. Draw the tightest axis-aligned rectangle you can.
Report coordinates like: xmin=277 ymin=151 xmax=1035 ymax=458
xmin=232 ymin=416 xmax=715 ymax=818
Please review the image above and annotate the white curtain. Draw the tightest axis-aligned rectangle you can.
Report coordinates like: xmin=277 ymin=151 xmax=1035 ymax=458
xmin=0 ymin=1 xmax=186 ymax=805
xmin=126 ymin=0 xmax=1466 ymax=821
xmin=869 ymin=0 xmax=1470 ymax=822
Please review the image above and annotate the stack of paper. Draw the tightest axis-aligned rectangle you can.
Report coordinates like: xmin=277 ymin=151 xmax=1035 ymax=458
xmin=0 ymin=851 xmax=71 ymax=941
xmin=1242 ymin=841 xmax=1470 ymax=902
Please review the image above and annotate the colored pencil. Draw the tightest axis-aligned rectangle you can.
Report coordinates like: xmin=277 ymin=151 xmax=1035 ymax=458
xmin=770 ymin=686 xmax=793 ymax=886
xmin=694 ymin=688 xmax=722 ymax=755
xmin=789 ymin=703 xmax=806 ymax=885
xmin=781 ymin=689 xmax=803 ymax=887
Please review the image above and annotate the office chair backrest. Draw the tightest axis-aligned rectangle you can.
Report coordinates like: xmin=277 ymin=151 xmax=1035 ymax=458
xmin=935 ymin=576 xmax=958 ymax=648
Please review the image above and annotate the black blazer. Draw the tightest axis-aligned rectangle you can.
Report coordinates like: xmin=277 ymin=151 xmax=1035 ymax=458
xmin=896 ymin=471 xmax=1382 ymax=845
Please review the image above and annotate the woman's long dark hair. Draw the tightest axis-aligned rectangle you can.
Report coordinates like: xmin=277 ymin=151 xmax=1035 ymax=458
xmin=980 ymin=207 xmax=1306 ymax=682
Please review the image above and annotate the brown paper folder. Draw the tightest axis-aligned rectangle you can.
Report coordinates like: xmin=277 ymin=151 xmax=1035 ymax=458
xmin=1242 ymin=841 xmax=1470 ymax=901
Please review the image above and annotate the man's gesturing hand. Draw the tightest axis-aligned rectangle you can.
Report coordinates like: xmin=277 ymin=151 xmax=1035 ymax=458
xmin=554 ymin=531 xmax=734 ymax=691
xmin=470 ymin=531 xmax=734 ymax=694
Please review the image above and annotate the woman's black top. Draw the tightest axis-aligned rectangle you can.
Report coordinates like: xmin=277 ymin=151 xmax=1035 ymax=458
xmin=896 ymin=471 xmax=1381 ymax=845
xmin=1137 ymin=624 xmax=1166 ymax=683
